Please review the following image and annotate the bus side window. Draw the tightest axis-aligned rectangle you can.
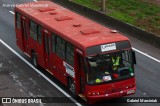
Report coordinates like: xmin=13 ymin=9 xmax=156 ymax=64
xmin=30 ymin=21 xmax=37 ymax=41
xmin=66 ymin=43 xmax=74 ymax=66
xmin=37 ymin=26 xmax=42 ymax=44
xmin=16 ymin=12 xmax=21 ymax=29
xmin=56 ymin=36 xmax=65 ymax=60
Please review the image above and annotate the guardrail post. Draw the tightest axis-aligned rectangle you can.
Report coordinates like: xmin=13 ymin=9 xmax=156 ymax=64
xmin=101 ymin=0 xmax=106 ymax=12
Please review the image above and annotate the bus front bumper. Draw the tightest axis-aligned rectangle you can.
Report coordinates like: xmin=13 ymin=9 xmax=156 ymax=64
xmin=86 ymin=86 xmax=136 ymax=103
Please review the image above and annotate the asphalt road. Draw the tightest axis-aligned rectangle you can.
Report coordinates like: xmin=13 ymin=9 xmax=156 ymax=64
xmin=0 ymin=0 xmax=160 ymax=106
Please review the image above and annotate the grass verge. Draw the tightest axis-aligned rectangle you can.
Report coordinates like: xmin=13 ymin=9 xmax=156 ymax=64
xmin=73 ymin=0 xmax=160 ymax=36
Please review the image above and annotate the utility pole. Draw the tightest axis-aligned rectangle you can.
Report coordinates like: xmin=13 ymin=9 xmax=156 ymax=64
xmin=101 ymin=0 xmax=106 ymax=12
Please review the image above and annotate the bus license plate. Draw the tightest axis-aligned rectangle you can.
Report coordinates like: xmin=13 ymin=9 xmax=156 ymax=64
xmin=127 ymin=90 xmax=135 ymax=95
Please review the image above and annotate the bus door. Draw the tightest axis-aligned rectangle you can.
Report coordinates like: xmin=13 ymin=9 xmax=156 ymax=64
xmin=78 ymin=54 xmax=86 ymax=95
xmin=21 ymin=16 xmax=29 ymax=53
xmin=43 ymin=29 xmax=51 ymax=70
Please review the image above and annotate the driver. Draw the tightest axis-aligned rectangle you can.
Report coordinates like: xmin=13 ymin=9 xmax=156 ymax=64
xmin=112 ymin=54 xmax=121 ymax=71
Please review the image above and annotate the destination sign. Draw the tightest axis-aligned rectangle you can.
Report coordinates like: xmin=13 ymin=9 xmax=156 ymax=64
xmin=101 ymin=43 xmax=116 ymax=52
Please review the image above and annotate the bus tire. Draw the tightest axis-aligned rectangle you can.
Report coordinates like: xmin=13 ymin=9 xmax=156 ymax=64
xmin=68 ymin=78 xmax=76 ymax=97
xmin=32 ymin=52 xmax=39 ymax=68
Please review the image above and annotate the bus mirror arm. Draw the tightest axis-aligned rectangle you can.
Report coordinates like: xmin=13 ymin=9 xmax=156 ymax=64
xmin=132 ymin=51 xmax=136 ymax=64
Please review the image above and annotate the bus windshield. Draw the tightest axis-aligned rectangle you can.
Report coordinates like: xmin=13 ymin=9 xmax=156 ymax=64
xmin=86 ymin=50 xmax=134 ymax=85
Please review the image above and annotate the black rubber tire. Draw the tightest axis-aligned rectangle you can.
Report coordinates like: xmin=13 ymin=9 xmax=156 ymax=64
xmin=32 ymin=52 xmax=39 ymax=68
xmin=68 ymin=78 xmax=76 ymax=97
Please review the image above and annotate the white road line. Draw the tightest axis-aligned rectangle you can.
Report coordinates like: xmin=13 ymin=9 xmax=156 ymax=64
xmin=9 ymin=11 xmax=15 ymax=14
xmin=133 ymin=47 xmax=160 ymax=63
xmin=0 ymin=39 xmax=82 ymax=106
xmin=33 ymin=0 xmax=37 ymax=2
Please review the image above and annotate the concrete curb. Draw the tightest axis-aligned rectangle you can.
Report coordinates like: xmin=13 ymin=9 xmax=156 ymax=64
xmin=52 ymin=0 xmax=160 ymax=49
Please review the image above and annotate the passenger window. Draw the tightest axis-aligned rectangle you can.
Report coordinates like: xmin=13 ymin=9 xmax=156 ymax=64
xmin=16 ymin=12 xmax=21 ymax=29
xmin=53 ymin=35 xmax=74 ymax=65
xmin=56 ymin=37 xmax=65 ymax=59
xmin=66 ymin=43 xmax=74 ymax=66
xmin=30 ymin=21 xmax=37 ymax=41
xmin=37 ymin=26 xmax=42 ymax=44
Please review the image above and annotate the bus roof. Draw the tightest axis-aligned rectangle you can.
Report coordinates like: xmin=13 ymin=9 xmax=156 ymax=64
xmin=15 ymin=1 xmax=129 ymax=51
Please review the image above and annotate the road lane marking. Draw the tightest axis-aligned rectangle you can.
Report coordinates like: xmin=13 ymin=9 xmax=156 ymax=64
xmin=9 ymin=11 xmax=15 ymax=14
xmin=132 ymin=48 xmax=160 ymax=63
xmin=0 ymin=39 xmax=82 ymax=106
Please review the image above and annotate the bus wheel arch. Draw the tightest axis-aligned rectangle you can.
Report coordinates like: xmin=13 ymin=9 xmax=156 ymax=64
xmin=67 ymin=77 xmax=76 ymax=97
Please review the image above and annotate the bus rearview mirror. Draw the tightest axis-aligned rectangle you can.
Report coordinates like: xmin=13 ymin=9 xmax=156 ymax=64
xmin=132 ymin=51 xmax=136 ymax=64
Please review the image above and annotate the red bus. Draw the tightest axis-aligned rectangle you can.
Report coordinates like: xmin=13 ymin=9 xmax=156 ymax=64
xmin=15 ymin=1 xmax=136 ymax=103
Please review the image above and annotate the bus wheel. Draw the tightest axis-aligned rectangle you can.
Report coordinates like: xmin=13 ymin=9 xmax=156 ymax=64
xmin=68 ymin=78 xmax=76 ymax=96
xmin=32 ymin=52 xmax=38 ymax=68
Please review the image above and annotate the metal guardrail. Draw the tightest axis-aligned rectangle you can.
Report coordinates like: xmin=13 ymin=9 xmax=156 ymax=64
xmin=52 ymin=0 xmax=160 ymax=49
